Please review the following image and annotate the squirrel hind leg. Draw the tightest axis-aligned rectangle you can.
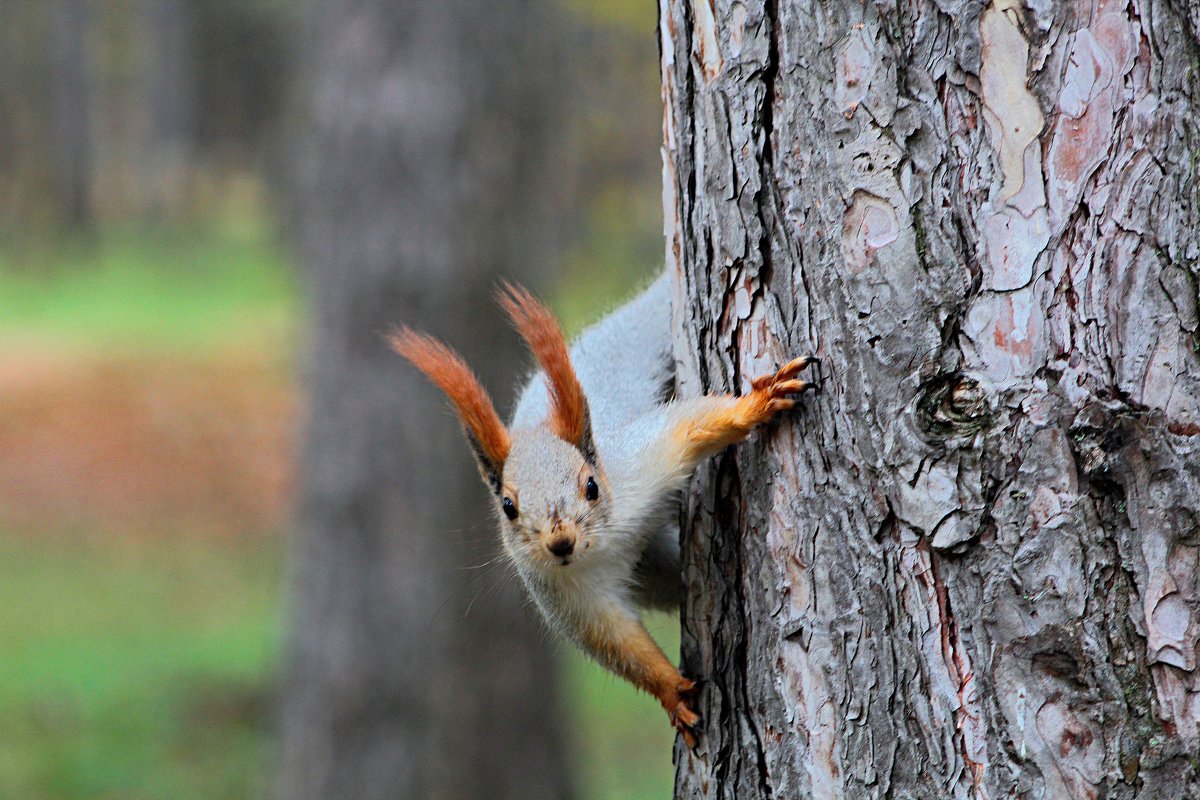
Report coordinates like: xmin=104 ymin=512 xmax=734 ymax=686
xmin=754 ymin=355 xmax=818 ymax=385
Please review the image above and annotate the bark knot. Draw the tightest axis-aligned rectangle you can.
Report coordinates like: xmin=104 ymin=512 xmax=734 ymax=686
xmin=917 ymin=373 xmax=991 ymax=440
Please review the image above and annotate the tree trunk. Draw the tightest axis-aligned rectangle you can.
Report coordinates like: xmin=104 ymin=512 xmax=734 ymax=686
xmin=138 ymin=0 xmax=195 ymax=219
xmin=662 ymin=0 xmax=1200 ymax=797
xmin=276 ymin=1 xmax=575 ymax=799
xmin=48 ymin=0 xmax=94 ymax=227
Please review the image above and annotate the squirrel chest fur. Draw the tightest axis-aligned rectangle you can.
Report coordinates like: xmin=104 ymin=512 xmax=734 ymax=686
xmin=392 ymin=272 xmax=816 ymax=744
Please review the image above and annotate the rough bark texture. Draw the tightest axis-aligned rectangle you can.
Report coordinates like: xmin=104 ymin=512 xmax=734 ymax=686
xmin=662 ymin=0 xmax=1200 ymax=797
xmin=276 ymin=2 xmax=574 ymax=798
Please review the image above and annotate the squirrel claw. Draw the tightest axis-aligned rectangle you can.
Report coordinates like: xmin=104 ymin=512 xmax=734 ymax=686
xmin=666 ymin=678 xmax=701 ymax=748
xmin=670 ymin=702 xmax=701 ymax=748
xmin=748 ymin=355 xmax=818 ymax=426
xmin=773 ymin=379 xmax=810 ymax=396
xmin=752 ymin=355 xmax=818 ymax=390
xmin=774 ymin=355 xmax=817 ymax=382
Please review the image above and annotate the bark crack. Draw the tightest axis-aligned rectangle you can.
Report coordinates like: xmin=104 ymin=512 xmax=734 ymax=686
xmin=754 ymin=0 xmax=779 ymax=300
xmin=926 ymin=545 xmax=982 ymax=793
xmin=754 ymin=0 xmax=817 ymax=353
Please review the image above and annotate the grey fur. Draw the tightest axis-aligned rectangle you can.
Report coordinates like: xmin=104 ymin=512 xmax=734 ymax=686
xmin=509 ymin=272 xmax=682 ymax=611
xmin=511 ymin=271 xmax=673 ymax=434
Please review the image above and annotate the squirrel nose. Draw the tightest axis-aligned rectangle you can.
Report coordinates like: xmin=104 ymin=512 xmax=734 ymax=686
xmin=547 ymin=537 xmax=575 ymax=558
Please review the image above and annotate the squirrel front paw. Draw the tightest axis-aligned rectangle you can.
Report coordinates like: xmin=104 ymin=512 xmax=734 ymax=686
xmin=664 ymin=677 xmax=701 ymax=748
xmin=747 ymin=355 xmax=819 ymax=421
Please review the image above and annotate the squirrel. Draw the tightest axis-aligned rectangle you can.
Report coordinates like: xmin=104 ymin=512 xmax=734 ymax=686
xmin=390 ymin=272 xmax=817 ymax=745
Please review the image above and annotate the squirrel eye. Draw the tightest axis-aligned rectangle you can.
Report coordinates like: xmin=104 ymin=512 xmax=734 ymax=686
xmin=502 ymin=497 xmax=518 ymax=520
xmin=585 ymin=476 xmax=599 ymax=502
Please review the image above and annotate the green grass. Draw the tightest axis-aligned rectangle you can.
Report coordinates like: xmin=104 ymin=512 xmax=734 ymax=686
xmin=0 ymin=532 xmax=281 ymax=800
xmin=0 ymin=224 xmax=292 ymax=798
xmin=0 ymin=530 xmax=679 ymax=800
xmin=0 ymin=225 xmax=296 ymax=352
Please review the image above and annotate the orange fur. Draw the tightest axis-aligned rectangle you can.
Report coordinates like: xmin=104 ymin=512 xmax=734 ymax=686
xmin=672 ymin=357 xmax=814 ymax=465
xmin=580 ymin=608 xmax=699 ymax=741
xmin=672 ymin=397 xmax=766 ymax=464
xmin=388 ymin=327 xmax=511 ymax=468
xmin=498 ymin=283 xmax=589 ymax=447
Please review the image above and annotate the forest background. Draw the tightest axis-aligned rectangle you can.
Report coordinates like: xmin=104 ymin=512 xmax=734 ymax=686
xmin=0 ymin=1 xmax=669 ymax=798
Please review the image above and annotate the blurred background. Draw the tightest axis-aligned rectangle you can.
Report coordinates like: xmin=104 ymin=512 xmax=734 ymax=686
xmin=0 ymin=1 xmax=672 ymax=798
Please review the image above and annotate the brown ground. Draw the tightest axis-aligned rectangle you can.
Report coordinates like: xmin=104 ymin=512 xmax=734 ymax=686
xmin=0 ymin=346 xmax=297 ymax=538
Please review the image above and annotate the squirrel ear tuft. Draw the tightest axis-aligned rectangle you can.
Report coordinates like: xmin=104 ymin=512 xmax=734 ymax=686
xmin=389 ymin=327 xmax=510 ymax=491
xmin=497 ymin=283 xmax=596 ymax=461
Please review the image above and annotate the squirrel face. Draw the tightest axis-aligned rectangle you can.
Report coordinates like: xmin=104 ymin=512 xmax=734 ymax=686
xmin=498 ymin=428 xmax=610 ymax=568
xmin=390 ymin=282 xmax=607 ymax=570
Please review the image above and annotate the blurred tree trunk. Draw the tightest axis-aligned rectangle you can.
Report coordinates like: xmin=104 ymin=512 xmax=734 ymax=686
xmin=662 ymin=0 xmax=1200 ymax=797
xmin=48 ymin=0 xmax=94 ymax=227
xmin=138 ymin=0 xmax=195 ymax=219
xmin=277 ymin=2 xmax=575 ymax=799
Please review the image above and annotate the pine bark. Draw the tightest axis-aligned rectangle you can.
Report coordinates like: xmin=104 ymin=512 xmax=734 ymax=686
xmin=276 ymin=1 xmax=574 ymax=798
xmin=662 ymin=0 xmax=1200 ymax=797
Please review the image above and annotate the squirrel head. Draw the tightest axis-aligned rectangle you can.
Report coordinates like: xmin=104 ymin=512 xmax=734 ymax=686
xmin=390 ymin=283 xmax=607 ymax=569
xmin=499 ymin=427 xmax=609 ymax=568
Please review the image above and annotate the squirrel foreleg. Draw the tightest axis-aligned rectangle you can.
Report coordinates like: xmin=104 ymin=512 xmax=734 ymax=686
xmin=672 ymin=355 xmax=818 ymax=466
